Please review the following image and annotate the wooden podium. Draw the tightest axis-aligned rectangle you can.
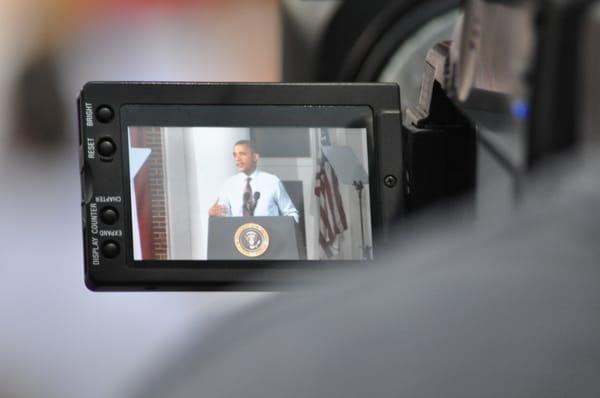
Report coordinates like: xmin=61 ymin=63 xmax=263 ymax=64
xmin=207 ymin=216 xmax=305 ymax=260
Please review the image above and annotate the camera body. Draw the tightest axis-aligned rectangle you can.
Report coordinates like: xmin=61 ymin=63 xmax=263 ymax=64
xmin=79 ymin=82 xmax=405 ymax=290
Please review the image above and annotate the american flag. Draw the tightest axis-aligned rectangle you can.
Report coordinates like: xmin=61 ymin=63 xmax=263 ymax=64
xmin=314 ymin=129 xmax=347 ymax=258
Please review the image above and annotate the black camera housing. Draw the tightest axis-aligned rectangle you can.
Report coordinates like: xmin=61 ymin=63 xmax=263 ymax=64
xmin=78 ymin=82 xmax=404 ymax=290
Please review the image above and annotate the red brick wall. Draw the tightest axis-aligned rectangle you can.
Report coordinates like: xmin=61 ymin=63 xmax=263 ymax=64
xmin=137 ymin=127 xmax=169 ymax=259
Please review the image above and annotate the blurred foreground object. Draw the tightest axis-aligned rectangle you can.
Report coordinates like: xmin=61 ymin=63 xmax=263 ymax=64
xmin=138 ymin=141 xmax=600 ymax=398
xmin=12 ymin=52 xmax=68 ymax=149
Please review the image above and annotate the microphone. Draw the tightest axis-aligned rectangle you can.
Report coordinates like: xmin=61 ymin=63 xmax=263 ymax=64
xmin=243 ymin=191 xmax=251 ymax=216
xmin=251 ymin=192 xmax=261 ymax=215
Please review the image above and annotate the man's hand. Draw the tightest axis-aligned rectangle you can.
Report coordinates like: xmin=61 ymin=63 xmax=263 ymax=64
xmin=209 ymin=199 xmax=229 ymax=217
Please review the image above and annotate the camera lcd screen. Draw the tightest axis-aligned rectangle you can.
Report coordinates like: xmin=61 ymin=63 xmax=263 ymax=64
xmin=123 ymin=105 xmax=374 ymax=262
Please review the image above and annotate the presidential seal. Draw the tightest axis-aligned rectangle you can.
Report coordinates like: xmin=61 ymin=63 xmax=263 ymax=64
xmin=234 ymin=223 xmax=270 ymax=257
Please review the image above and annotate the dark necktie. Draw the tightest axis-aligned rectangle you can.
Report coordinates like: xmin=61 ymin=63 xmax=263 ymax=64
xmin=243 ymin=177 xmax=252 ymax=216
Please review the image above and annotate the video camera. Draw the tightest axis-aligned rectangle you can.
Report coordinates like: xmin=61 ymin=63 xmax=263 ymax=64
xmin=79 ymin=0 xmax=599 ymax=290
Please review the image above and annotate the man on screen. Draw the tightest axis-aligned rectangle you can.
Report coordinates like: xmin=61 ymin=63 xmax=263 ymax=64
xmin=209 ymin=140 xmax=299 ymax=223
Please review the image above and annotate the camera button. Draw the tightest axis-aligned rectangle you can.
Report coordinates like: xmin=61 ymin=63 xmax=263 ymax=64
xmin=96 ymin=105 xmax=114 ymax=123
xmin=100 ymin=207 xmax=119 ymax=225
xmin=97 ymin=138 xmax=116 ymax=157
xmin=101 ymin=241 xmax=120 ymax=258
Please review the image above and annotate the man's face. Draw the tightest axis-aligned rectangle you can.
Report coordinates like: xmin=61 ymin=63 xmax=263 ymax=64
xmin=233 ymin=144 xmax=259 ymax=174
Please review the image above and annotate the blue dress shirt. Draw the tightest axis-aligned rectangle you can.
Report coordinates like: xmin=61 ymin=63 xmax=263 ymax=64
xmin=217 ymin=170 xmax=299 ymax=223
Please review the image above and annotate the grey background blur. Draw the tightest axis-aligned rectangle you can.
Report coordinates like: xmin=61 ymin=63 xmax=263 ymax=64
xmin=0 ymin=1 xmax=278 ymax=397
xmin=3 ymin=1 xmax=598 ymax=397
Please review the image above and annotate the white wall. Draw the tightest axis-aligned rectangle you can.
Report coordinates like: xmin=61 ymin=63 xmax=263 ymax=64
xmin=259 ymin=128 xmax=318 ymax=258
xmin=163 ymin=128 xmax=192 ymax=259
xmin=164 ymin=127 xmax=250 ymax=260
xmin=189 ymin=128 xmax=251 ymax=259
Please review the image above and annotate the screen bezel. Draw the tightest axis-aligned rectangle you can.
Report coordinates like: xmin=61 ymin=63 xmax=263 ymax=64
xmin=80 ymin=82 xmax=404 ymax=290
xmin=120 ymin=104 xmax=379 ymax=268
